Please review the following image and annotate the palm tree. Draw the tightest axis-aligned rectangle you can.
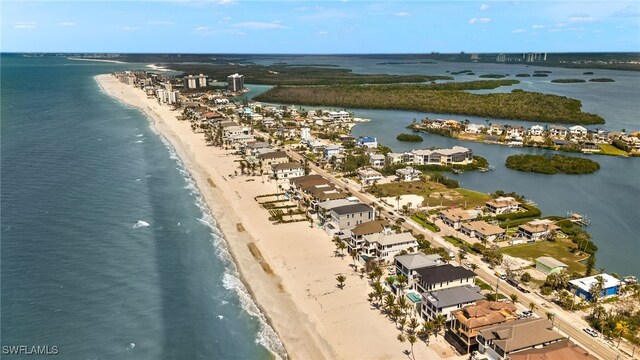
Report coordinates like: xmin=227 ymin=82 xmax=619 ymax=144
xmin=529 ymin=302 xmax=537 ymax=313
xmin=421 ymin=321 xmax=435 ymax=345
xmin=396 ymin=274 xmax=408 ymax=295
xmin=546 ymin=312 xmax=555 ymax=328
xmin=407 ymin=317 xmax=420 ymax=336
xmin=397 ymin=333 xmax=406 ymax=345
xmin=397 ymin=296 xmax=409 ymax=317
xmin=384 ymin=293 xmax=397 ymax=316
xmin=336 ymin=274 xmax=346 ymax=289
xmin=615 ymin=320 xmax=629 ymax=348
xmin=395 ymin=195 xmax=401 ymax=211
xmin=407 ymin=334 xmax=417 ymax=360
xmin=433 ymin=314 xmax=446 ymax=338
xmin=338 ymin=242 xmax=346 ymax=258
xmin=470 ymin=263 xmax=478 ymax=271
xmin=510 ymin=294 xmax=519 ymax=303
xmin=398 ymin=316 xmax=407 ymax=332
xmin=350 ymin=250 xmax=358 ymax=270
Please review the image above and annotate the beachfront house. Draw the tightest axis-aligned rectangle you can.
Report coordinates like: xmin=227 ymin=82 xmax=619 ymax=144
xmin=348 ymin=220 xmax=389 ymax=253
xmin=515 ymin=219 xmax=559 ymax=242
xmin=395 ymin=253 xmax=443 ymax=290
xmin=272 ymin=162 xmax=305 ymax=180
xmin=438 ymin=208 xmax=476 ymax=230
xmin=386 ymin=152 xmax=414 ymax=165
xmin=395 ymin=166 xmax=422 ymax=182
xmin=509 ymin=340 xmax=597 ymax=360
xmin=460 ymin=221 xmax=506 ymax=244
xmin=449 ymin=300 xmax=518 ymax=354
xmin=485 ymin=197 xmax=521 ymax=215
xmin=317 ymin=199 xmax=354 ymax=225
xmin=477 ymin=318 xmax=565 ymax=360
xmin=362 ymin=232 xmax=418 ymax=263
xmin=357 ymin=168 xmax=383 ymax=185
xmin=421 ymin=285 xmax=484 ymax=322
xmin=535 ymin=257 xmax=569 ymax=275
xmin=414 ymin=264 xmax=476 ymax=294
xmin=549 ymin=125 xmax=568 ymax=138
xmin=357 ymin=136 xmax=378 ymax=149
xmin=529 ymin=125 xmax=545 ymax=136
xmin=258 ymin=151 xmax=289 ymax=173
xmin=369 ymin=154 xmax=386 ymax=168
xmin=568 ymin=274 xmax=622 ymax=301
xmin=324 ymin=203 xmax=375 ymax=236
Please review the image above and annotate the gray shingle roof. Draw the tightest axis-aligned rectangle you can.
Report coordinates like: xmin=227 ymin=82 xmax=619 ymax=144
xmin=331 ymin=203 xmax=373 ymax=215
xmin=416 ymin=264 xmax=476 ymax=284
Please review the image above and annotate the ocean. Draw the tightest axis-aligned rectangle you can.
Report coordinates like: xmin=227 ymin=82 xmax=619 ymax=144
xmin=1 ymin=55 xmax=283 ymax=359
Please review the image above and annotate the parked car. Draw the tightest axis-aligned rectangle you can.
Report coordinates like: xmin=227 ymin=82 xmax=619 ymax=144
xmin=520 ymin=310 xmax=533 ymax=318
xmin=583 ymin=328 xmax=599 ymax=337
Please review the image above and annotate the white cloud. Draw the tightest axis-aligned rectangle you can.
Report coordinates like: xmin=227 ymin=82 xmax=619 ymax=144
xmin=532 ymin=24 xmax=545 ymax=29
xmin=548 ymin=28 xmax=562 ymax=32
xmin=210 ymin=0 xmax=235 ymax=5
xmin=469 ymin=17 xmax=491 ymax=24
xmin=58 ymin=22 xmax=75 ymax=26
xmin=222 ymin=17 xmax=231 ymax=21
xmin=614 ymin=5 xmax=640 ymax=17
xmin=480 ymin=4 xmax=490 ymax=11
xmin=122 ymin=26 xmax=139 ymax=31
xmin=317 ymin=31 xmax=328 ymax=36
xmin=14 ymin=22 xmax=36 ymax=29
xmin=195 ymin=26 xmax=210 ymax=31
xmin=301 ymin=9 xmax=354 ymax=20
xmin=232 ymin=22 xmax=286 ymax=29
xmin=568 ymin=16 xmax=594 ymax=23
xmin=511 ymin=28 xmax=527 ymax=33
xmin=394 ymin=12 xmax=411 ymax=17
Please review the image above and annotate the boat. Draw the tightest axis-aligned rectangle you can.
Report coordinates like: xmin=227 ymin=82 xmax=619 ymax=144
xmin=478 ymin=166 xmax=495 ymax=173
xmin=567 ymin=212 xmax=590 ymax=226
xmin=623 ymin=276 xmax=637 ymax=284
xmin=452 ymin=169 xmax=464 ymax=174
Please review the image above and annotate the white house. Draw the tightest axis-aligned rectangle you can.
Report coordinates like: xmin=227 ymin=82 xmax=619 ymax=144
xmin=516 ymin=219 xmax=559 ymax=242
xmin=460 ymin=221 xmax=506 ymax=244
xmin=570 ymin=125 xmax=588 ymax=137
xmin=465 ymin=124 xmax=485 ymax=134
xmin=529 ymin=125 xmax=545 ymax=136
xmin=362 ymin=232 xmax=418 ymax=263
xmin=272 ymin=162 xmax=305 ymax=180
xmin=357 ymin=168 xmax=383 ymax=184
xmin=414 ymin=264 xmax=476 ymax=293
xmin=490 ymin=123 xmax=504 ymax=135
xmin=357 ymin=136 xmax=378 ymax=149
xmin=395 ymin=166 xmax=421 ymax=181
xmin=323 ymin=145 xmax=343 ymax=160
xmin=549 ymin=125 xmax=568 ymax=138
xmin=438 ymin=208 xmax=475 ymax=230
xmin=395 ymin=253 xmax=443 ymax=290
xmin=506 ymin=126 xmax=525 ymax=140
xmin=369 ymin=154 xmax=386 ymax=168
xmin=421 ymin=285 xmax=484 ymax=322
xmin=485 ymin=197 xmax=521 ymax=215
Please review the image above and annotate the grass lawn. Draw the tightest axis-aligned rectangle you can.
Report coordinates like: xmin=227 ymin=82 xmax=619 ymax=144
xmin=502 ymin=239 xmax=587 ymax=274
xmin=369 ymin=180 xmax=490 ymax=209
xmin=411 ymin=215 xmax=440 ymax=232
xmin=475 ymin=278 xmax=493 ymax=291
xmin=598 ymin=143 xmax=629 ymax=156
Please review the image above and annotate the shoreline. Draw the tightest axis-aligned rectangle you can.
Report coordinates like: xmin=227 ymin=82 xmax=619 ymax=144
xmin=95 ymin=73 xmax=460 ymax=360
xmin=68 ymin=57 xmax=126 ymax=64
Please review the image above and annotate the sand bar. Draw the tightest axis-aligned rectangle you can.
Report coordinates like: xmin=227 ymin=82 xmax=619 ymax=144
xmin=95 ymin=74 xmax=463 ymax=360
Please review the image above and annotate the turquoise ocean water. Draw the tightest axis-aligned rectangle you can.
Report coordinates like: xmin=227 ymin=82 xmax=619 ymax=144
xmin=1 ymin=55 xmax=284 ymax=359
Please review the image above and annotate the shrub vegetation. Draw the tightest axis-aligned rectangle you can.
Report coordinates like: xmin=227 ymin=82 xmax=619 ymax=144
xmin=505 ymin=154 xmax=600 ymax=174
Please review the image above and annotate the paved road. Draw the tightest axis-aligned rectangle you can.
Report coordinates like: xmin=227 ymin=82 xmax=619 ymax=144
xmin=281 ymin=144 xmax=629 ymax=360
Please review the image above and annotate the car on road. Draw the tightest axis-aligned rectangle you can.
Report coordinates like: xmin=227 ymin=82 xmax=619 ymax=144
xmin=520 ymin=310 xmax=533 ymax=318
xmin=583 ymin=328 xmax=599 ymax=337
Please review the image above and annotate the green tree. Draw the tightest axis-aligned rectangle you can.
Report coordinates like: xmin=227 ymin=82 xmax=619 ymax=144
xmin=510 ymin=294 xmax=519 ymax=303
xmin=336 ymin=274 xmax=346 ymax=289
xmin=407 ymin=334 xmax=417 ymax=360
xmin=529 ymin=302 xmax=537 ymax=313
xmin=615 ymin=320 xmax=629 ymax=348
xmin=433 ymin=314 xmax=446 ymax=338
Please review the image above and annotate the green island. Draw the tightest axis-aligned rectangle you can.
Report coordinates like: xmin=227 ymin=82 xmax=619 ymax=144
xmin=479 ymin=74 xmax=506 ymax=78
xmin=534 ymin=70 xmax=553 ymax=73
xmin=589 ymin=78 xmax=616 ymax=82
xmin=551 ymin=79 xmax=587 ymax=83
xmin=532 ymin=73 xmax=549 ymax=77
xmin=515 ymin=73 xmax=531 ymax=77
xmin=583 ymin=71 xmax=594 ymax=75
xmin=255 ymin=82 xmax=605 ymax=125
xmin=396 ymin=133 xmax=424 ymax=142
xmin=162 ymin=63 xmax=453 ymax=85
xmin=505 ymin=154 xmax=600 ymax=174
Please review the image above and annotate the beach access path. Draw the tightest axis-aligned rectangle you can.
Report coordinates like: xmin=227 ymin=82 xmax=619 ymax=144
xmin=95 ymin=74 xmax=461 ymax=360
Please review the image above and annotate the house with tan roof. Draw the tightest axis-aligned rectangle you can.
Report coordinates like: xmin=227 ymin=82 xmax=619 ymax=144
xmin=438 ymin=208 xmax=476 ymax=229
xmin=477 ymin=318 xmax=565 ymax=360
xmin=460 ymin=221 xmax=505 ymax=243
xmin=357 ymin=167 xmax=383 ymax=185
xmin=272 ymin=162 xmax=304 ymax=180
xmin=449 ymin=300 xmax=518 ymax=354
xmin=516 ymin=219 xmax=559 ymax=242
xmin=485 ymin=197 xmax=521 ymax=215
xmin=348 ymin=220 xmax=389 ymax=253
xmin=508 ymin=339 xmax=597 ymax=360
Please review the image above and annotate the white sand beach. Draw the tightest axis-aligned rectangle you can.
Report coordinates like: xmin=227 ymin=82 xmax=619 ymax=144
xmin=95 ymin=74 xmax=463 ymax=360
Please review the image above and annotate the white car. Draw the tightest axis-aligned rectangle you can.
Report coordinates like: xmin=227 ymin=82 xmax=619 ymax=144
xmin=583 ymin=328 xmax=599 ymax=337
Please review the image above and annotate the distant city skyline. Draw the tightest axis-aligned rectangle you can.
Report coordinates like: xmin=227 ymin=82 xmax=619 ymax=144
xmin=2 ymin=1 xmax=639 ymax=53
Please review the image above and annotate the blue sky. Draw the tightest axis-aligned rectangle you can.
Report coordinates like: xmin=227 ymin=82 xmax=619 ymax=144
xmin=2 ymin=1 xmax=639 ymax=53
